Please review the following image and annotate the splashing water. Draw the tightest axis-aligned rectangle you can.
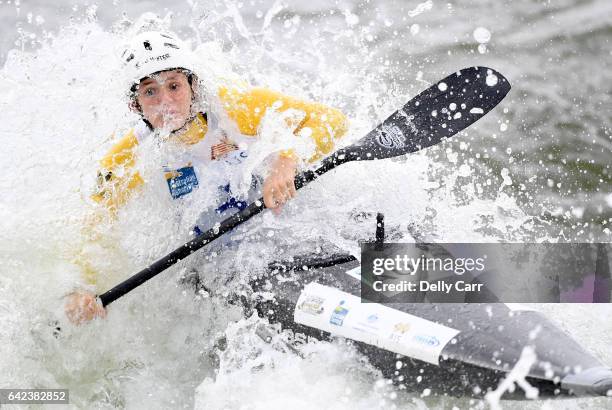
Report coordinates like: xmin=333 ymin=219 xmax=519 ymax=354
xmin=485 ymin=346 xmax=539 ymax=409
xmin=1 ymin=1 xmax=611 ymax=409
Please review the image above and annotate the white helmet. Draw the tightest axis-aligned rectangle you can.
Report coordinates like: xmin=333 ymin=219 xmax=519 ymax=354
xmin=121 ymin=30 xmax=197 ymax=92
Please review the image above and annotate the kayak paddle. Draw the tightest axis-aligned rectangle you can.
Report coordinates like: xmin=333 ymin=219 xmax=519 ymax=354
xmin=99 ymin=66 xmax=511 ymax=306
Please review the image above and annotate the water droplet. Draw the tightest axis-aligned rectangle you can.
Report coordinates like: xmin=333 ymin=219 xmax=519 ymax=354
xmin=486 ymin=73 xmax=498 ymax=86
xmin=438 ymin=82 xmax=448 ymax=92
xmin=345 ymin=11 xmax=359 ymax=26
xmin=473 ymin=27 xmax=491 ymax=43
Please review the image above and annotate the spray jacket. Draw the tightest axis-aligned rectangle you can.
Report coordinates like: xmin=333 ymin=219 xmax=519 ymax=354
xmin=77 ymin=85 xmax=348 ymax=289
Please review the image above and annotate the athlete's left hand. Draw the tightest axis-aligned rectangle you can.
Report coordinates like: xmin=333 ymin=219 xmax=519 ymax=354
xmin=263 ymin=154 xmax=298 ymax=214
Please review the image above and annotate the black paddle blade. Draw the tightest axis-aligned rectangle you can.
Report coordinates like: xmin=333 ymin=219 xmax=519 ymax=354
xmin=333 ymin=66 xmax=510 ymax=164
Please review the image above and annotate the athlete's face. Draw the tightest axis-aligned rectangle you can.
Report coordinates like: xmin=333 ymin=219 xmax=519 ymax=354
xmin=135 ymin=70 xmax=193 ymax=131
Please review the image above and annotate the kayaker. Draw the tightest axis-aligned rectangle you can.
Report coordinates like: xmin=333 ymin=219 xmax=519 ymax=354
xmin=64 ymin=30 xmax=348 ymax=325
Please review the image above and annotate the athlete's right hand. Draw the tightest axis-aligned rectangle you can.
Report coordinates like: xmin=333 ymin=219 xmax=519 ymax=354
xmin=64 ymin=291 xmax=107 ymax=325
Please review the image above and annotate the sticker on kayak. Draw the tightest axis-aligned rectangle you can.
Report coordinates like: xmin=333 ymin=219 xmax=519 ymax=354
xmin=329 ymin=300 xmax=349 ymax=326
xmin=297 ymin=295 xmax=326 ymax=316
xmin=294 ymin=282 xmax=460 ymax=365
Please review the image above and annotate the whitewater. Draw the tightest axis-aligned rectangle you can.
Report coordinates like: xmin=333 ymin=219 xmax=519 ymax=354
xmin=1 ymin=1 xmax=610 ymax=409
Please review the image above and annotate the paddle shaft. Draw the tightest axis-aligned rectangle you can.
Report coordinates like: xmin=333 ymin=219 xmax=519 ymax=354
xmin=98 ymin=160 xmax=337 ymax=306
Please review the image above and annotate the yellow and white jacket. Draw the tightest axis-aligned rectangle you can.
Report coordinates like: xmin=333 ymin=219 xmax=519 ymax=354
xmin=78 ymin=85 xmax=348 ymax=290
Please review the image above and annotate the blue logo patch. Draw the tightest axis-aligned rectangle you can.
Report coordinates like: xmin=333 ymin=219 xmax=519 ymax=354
xmin=164 ymin=164 xmax=199 ymax=199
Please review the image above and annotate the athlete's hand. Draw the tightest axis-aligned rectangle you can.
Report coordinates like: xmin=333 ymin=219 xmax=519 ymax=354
xmin=64 ymin=290 xmax=107 ymax=325
xmin=263 ymin=154 xmax=298 ymax=214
